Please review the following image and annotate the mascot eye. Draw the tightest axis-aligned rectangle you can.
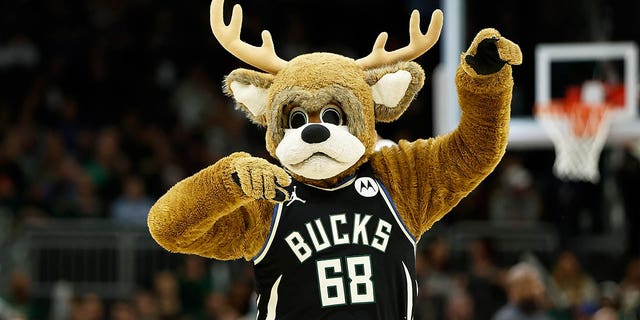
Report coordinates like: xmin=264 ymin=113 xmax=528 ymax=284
xmin=288 ymin=107 xmax=308 ymax=129
xmin=321 ymin=105 xmax=343 ymax=125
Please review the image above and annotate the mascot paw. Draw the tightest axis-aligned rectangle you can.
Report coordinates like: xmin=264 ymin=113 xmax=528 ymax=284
xmin=463 ymin=28 xmax=522 ymax=76
xmin=231 ymin=156 xmax=291 ymax=202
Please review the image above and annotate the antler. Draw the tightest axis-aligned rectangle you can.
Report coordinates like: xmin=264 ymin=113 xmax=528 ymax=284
xmin=355 ymin=9 xmax=444 ymax=69
xmin=210 ymin=0 xmax=288 ymax=74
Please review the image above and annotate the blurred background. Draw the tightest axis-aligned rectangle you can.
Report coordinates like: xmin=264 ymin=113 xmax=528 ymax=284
xmin=1 ymin=0 xmax=639 ymax=319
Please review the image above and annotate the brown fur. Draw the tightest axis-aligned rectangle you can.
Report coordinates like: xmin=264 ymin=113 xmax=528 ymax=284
xmin=148 ymin=28 xmax=521 ymax=260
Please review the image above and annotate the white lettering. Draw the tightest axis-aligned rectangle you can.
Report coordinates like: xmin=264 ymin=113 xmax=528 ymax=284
xmin=285 ymin=232 xmax=312 ymax=263
xmin=286 ymin=214 xmax=394 ymax=263
xmin=371 ymin=219 xmax=392 ymax=252
xmin=352 ymin=214 xmax=371 ymax=245
xmin=306 ymin=219 xmax=331 ymax=252
xmin=330 ymin=214 xmax=350 ymax=245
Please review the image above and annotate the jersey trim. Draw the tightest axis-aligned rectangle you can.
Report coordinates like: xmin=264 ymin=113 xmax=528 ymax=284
xmin=256 ymin=294 xmax=261 ymax=319
xmin=265 ymin=274 xmax=282 ymax=320
xmin=402 ymin=261 xmax=414 ymax=320
xmin=253 ymin=204 xmax=284 ymax=264
xmin=376 ymin=181 xmax=417 ymax=246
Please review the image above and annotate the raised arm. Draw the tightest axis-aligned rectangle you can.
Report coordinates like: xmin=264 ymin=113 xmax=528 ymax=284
xmin=371 ymin=28 xmax=522 ymax=238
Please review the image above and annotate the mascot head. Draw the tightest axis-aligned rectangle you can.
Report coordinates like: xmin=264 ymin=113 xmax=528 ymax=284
xmin=211 ymin=0 xmax=443 ymax=186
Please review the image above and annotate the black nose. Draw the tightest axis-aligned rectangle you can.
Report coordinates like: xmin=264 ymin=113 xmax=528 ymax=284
xmin=301 ymin=124 xmax=330 ymax=144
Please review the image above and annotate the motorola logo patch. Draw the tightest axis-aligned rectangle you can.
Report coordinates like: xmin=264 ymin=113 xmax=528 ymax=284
xmin=354 ymin=177 xmax=379 ymax=197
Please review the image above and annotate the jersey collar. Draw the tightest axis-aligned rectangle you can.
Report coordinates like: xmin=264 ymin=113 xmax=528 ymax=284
xmin=304 ymin=174 xmax=358 ymax=191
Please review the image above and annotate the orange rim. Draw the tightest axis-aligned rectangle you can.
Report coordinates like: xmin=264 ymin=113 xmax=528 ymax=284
xmin=535 ymin=100 xmax=610 ymax=137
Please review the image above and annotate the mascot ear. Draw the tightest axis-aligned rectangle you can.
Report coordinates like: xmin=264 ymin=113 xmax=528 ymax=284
xmin=223 ymin=68 xmax=275 ymax=126
xmin=365 ymin=61 xmax=425 ymax=122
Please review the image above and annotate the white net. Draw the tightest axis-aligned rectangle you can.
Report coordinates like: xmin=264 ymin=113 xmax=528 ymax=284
xmin=536 ymin=106 xmax=612 ymax=183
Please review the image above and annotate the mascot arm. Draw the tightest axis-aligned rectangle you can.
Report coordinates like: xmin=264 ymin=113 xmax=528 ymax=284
xmin=148 ymin=152 xmax=278 ymax=260
xmin=372 ymin=28 xmax=522 ymax=239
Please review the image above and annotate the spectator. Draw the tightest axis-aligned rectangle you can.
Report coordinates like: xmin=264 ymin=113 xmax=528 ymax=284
xmin=488 ymin=156 xmax=543 ymax=226
xmin=56 ymin=155 xmax=103 ymax=218
xmin=493 ymin=262 xmax=551 ymax=320
xmin=204 ymin=292 xmax=240 ymax=320
xmin=415 ymin=236 xmax=456 ymax=320
xmin=69 ymin=293 xmax=105 ymax=320
xmin=0 ymin=0 xmax=639 ymax=318
xmin=153 ymin=270 xmax=182 ymax=319
xmin=110 ymin=300 xmax=137 ymax=320
xmin=132 ymin=290 xmax=160 ymax=320
xmin=227 ymin=279 xmax=257 ymax=319
xmin=0 ymin=297 xmax=23 ymax=320
xmin=49 ymin=281 xmax=73 ymax=320
xmin=203 ymin=100 xmax=253 ymax=160
xmin=0 ymin=34 xmax=40 ymax=69
xmin=177 ymin=255 xmax=214 ymax=319
xmin=0 ymin=131 xmax=26 ymax=244
xmin=110 ymin=175 xmax=154 ymax=227
xmin=466 ymin=237 xmax=508 ymax=320
xmin=619 ymin=258 xmax=640 ymax=316
xmin=171 ymin=64 xmax=218 ymax=131
xmin=1 ymin=269 xmax=41 ymax=320
xmin=592 ymin=306 xmax=620 ymax=320
xmin=85 ymin=127 xmax=130 ymax=193
xmin=83 ymin=293 xmax=105 ymax=320
xmin=598 ymin=280 xmax=620 ymax=311
xmin=0 ymin=130 xmax=26 ymax=217
xmin=547 ymin=250 xmax=599 ymax=316
xmin=444 ymin=288 xmax=475 ymax=320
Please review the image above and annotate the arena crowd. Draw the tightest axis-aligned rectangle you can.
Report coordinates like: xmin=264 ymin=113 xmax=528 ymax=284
xmin=1 ymin=0 xmax=640 ymax=319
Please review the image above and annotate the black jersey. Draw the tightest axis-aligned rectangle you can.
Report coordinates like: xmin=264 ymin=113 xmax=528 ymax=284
xmin=252 ymin=164 xmax=418 ymax=320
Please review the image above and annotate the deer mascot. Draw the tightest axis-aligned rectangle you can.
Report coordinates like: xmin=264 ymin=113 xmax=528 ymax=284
xmin=148 ymin=0 xmax=522 ymax=318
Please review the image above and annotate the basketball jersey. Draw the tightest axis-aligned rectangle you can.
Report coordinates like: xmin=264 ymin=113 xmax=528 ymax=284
xmin=252 ymin=164 xmax=418 ymax=320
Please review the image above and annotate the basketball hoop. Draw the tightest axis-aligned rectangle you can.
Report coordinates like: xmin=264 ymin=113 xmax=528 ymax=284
xmin=534 ymin=100 xmax=612 ymax=183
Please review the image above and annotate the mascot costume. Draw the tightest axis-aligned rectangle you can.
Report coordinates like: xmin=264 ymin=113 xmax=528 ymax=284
xmin=148 ymin=0 xmax=522 ymax=318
